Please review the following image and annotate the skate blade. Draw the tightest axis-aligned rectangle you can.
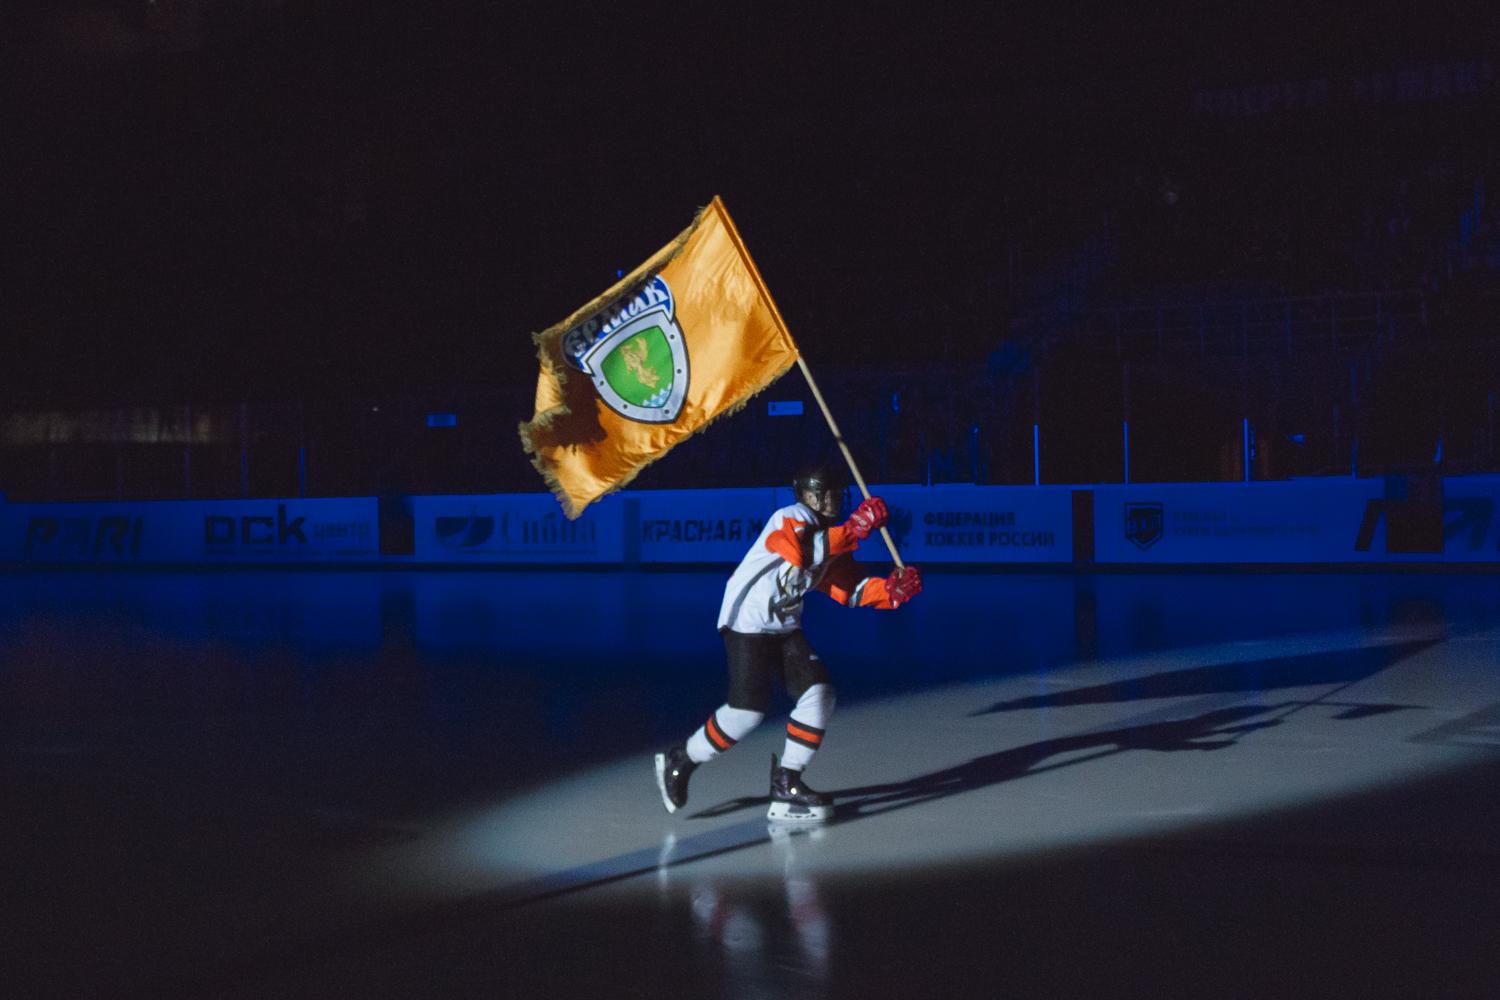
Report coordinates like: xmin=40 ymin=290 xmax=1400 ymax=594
xmin=654 ymin=754 xmax=678 ymax=814
xmin=767 ymin=823 xmax=828 ymax=844
xmin=766 ymin=800 xmax=833 ymax=823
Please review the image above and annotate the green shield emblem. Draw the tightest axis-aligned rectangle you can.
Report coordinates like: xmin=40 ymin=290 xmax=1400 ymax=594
xmin=579 ymin=304 xmax=689 ymax=423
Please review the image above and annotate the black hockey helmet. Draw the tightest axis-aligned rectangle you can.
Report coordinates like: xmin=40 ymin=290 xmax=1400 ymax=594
xmin=792 ymin=454 xmax=852 ymax=521
xmin=792 ymin=456 xmax=849 ymax=498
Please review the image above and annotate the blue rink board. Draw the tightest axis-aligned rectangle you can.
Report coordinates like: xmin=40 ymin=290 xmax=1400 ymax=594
xmin=4 ymin=474 xmax=1500 ymax=566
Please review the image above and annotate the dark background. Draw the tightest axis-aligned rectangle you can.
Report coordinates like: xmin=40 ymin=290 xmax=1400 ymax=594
xmin=3 ymin=2 xmax=1499 ymax=493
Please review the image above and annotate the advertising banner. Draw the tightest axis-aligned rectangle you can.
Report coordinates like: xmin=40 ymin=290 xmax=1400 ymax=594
xmin=1413 ymin=474 xmax=1500 ymax=563
xmin=629 ymin=485 xmax=1074 ymax=565
xmin=1093 ymin=481 xmax=1381 ymax=563
xmin=0 ymin=498 xmax=380 ymax=564
xmin=0 ymin=503 xmax=156 ymax=563
xmin=855 ymin=485 xmax=1074 ymax=564
xmin=410 ymin=493 xmax=626 ymax=564
xmin=1084 ymin=479 xmax=1500 ymax=563
xmin=7 ymin=475 xmax=1500 ymax=568
xmin=632 ymin=488 xmax=783 ymax=563
xmin=195 ymin=499 xmax=379 ymax=562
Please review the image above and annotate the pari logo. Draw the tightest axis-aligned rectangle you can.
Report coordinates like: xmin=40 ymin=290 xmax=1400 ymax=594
xmin=25 ymin=516 xmax=143 ymax=560
xmin=1125 ymin=502 xmax=1165 ymax=550
xmin=560 ymin=275 xmax=689 ymax=424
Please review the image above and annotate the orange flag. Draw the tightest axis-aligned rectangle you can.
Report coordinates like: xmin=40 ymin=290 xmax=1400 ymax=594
xmin=520 ymin=197 xmax=800 ymax=518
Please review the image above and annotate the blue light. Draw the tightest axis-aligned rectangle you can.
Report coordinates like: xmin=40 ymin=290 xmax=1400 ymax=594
xmin=427 ymin=413 xmax=458 ymax=428
xmin=1033 ymin=423 xmax=1040 ymax=485
xmin=1243 ymin=418 xmax=1252 ymax=481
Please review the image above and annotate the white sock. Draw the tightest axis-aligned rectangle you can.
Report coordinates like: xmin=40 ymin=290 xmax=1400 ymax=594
xmin=686 ymin=704 xmax=764 ymax=764
xmin=781 ymin=683 xmax=836 ymax=771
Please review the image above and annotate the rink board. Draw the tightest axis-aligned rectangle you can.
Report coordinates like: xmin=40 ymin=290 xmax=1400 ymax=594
xmin=4 ymin=475 xmax=1500 ymax=566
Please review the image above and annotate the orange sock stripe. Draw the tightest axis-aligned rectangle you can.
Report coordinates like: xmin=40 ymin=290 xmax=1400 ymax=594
xmin=786 ymin=721 xmax=824 ymax=747
xmin=705 ymin=713 xmax=735 ymax=752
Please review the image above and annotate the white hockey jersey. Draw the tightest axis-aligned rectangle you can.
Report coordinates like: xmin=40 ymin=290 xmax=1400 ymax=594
xmin=717 ymin=502 xmax=895 ymax=634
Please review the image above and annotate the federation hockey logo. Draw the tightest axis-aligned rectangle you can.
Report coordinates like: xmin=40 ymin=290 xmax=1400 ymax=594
xmin=561 ymin=275 xmax=690 ymax=424
xmin=1124 ymin=502 xmax=1164 ymax=550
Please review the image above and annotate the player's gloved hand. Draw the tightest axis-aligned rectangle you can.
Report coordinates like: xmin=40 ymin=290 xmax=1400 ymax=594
xmin=885 ymin=565 xmax=922 ymax=607
xmin=842 ymin=496 xmax=888 ymax=540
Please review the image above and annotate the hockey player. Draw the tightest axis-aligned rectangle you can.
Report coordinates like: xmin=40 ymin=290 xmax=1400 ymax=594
xmin=654 ymin=461 xmax=923 ymax=822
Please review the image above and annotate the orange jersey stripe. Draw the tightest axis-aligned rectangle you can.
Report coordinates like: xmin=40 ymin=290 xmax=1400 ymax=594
xmin=764 ymin=517 xmax=808 ymax=566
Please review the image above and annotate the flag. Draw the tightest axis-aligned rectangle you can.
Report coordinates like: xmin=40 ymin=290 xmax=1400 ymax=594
xmin=519 ymin=197 xmax=800 ymax=519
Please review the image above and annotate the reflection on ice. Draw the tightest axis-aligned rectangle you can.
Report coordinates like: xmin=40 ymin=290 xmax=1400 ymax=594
xmin=664 ymin=826 xmax=833 ymax=999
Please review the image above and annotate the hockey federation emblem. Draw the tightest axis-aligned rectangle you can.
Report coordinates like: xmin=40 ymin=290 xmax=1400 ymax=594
xmin=562 ymin=275 xmax=690 ymax=424
xmin=1124 ymin=502 xmax=1164 ymax=550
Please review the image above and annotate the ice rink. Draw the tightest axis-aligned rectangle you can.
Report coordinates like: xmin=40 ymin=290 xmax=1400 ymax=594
xmin=4 ymin=567 xmax=1500 ymax=998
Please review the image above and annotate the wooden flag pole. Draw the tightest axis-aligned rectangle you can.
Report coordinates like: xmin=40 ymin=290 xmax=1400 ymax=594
xmin=794 ymin=357 xmax=906 ymax=569
xmin=712 ymin=196 xmax=905 ymax=569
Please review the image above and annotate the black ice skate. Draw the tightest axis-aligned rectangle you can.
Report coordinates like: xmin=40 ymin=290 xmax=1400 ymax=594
xmin=654 ymin=745 xmax=697 ymax=814
xmin=767 ymin=754 xmax=833 ymax=823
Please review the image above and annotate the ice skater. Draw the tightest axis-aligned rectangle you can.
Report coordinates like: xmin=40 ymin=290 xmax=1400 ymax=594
xmin=655 ymin=460 xmax=923 ymax=822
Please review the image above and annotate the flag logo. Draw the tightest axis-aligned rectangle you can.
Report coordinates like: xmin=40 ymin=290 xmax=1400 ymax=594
xmin=566 ymin=277 xmax=690 ymax=423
